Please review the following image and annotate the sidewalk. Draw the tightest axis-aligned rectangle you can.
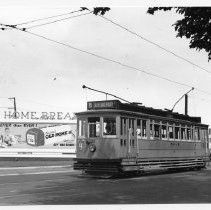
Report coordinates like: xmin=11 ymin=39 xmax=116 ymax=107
xmin=0 ymin=148 xmax=76 ymax=159
xmin=0 ymin=158 xmax=73 ymax=167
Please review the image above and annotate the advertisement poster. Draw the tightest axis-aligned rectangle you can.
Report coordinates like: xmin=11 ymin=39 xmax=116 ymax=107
xmin=0 ymin=122 xmax=76 ymax=150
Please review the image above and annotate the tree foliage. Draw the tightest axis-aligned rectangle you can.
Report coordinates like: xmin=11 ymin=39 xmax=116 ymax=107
xmin=147 ymin=7 xmax=211 ymax=61
xmin=93 ymin=7 xmax=110 ymax=15
xmin=81 ymin=7 xmax=110 ymax=15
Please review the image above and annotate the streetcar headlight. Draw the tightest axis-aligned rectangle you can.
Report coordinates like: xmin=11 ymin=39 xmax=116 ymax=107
xmin=89 ymin=143 xmax=96 ymax=152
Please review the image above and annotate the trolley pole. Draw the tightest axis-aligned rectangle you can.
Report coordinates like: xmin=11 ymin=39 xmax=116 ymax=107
xmin=185 ymin=94 xmax=188 ymax=115
xmin=8 ymin=97 xmax=17 ymax=119
xmin=82 ymin=85 xmax=131 ymax=103
xmin=171 ymin=87 xmax=194 ymax=115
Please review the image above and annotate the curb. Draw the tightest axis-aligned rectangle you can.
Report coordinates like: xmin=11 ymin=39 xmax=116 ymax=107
xmin=0 ymin=165 xmax=72 ymax=170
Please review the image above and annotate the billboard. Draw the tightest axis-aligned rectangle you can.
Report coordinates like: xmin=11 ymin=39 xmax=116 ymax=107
xmin=0 ymin=122 xmax=76 ymax=150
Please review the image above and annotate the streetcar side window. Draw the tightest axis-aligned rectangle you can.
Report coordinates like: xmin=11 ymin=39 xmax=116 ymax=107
xmin=78 ymin=119 xmax=86 ymax=137
xmin=191 ymin=127 xmax=194 ymax=141
xmin=161 ymin=124 xmax=167 ymax=140
xmin=154 ymin=123 xmax=161 ymax=139
xmin=168 ymin=125 xmax=174 ymax=140
xmin=187 ymin=127 xmax=191 ymax=141
xmin=198 ymin=128 xmax=200 ymax=141
xmin=129 ymin=119 xmax=134 ymax=136
xmin=88 ymin=117 xmax=100 ymax=138
xmin=204 ymin=129 xmax=208 ymax=141
xmin=103 ymin=117 xmax=116 ymax=136
xmin=142 ymin=120 xmax=147 ymax=138
xmin=136 ymin=119 xmax=147 ymax=139
xmin=201 ymin=129 xmax=207 ymax=142
xmin=175 ymin=126 xmax=180 ymax=140
xmin=149 ymin=120 xmax=154 ymax=139
xmin=181 ymin=126 xmax=186 ymax=140
xmin=136 ymin=119 xmax=141 ymax=138
xmin=194 ymin=127 xmax=200 ymax=141
xmin=200 ymin=129 xmax=204 ymax=141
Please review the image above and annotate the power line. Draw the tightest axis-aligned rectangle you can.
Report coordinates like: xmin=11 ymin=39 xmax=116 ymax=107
xmin=0 ymin=10 xmax=92 ymax=31
xmin=15 ymin=9 xmax=83 ymax=26
xmin=95 ymin=12 xmax=211 ymax=75
xmin=2 ymin=23 xmax=211 ymax=98
xmin=24 ymin=11 xmax=92 ymax=30
xmin=22 ymin=30 xmax=193 ymax=89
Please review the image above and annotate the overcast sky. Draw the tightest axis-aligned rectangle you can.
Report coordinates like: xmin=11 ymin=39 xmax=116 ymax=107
xmin=1 ymin=2 xmax=211 ymax=124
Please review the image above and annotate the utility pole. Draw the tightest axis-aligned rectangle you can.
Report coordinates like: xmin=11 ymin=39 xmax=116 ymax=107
xmin=185 ymin=94 xmax=188 ymax=115
xmin=8 ymin=97 xmax=17 ymax=119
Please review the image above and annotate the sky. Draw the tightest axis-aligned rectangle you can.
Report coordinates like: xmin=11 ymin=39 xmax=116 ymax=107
xmin=1 ymin=2 xmax=211 ymax=124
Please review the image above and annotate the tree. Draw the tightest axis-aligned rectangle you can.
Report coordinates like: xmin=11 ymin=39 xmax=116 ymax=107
xmin=147 ymin=7 xmax=211 ymax=61
xmin=81 ymin=7 xmax=110 ymax=15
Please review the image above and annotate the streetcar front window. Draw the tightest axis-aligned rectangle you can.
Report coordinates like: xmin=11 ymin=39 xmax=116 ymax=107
xmin=78 ymin=119 xmax=86 ymax=137
xmin=120 ymin=118 xmax=127 ymax=136
xmin=88 ymin=117 xmax=100 ymax=138
xmin=103 ymin=117 xmax=116 ymax=136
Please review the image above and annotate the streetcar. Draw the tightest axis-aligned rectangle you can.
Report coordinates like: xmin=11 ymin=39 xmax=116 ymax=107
xmin=73 ymin=100 xmax=209 ymax=175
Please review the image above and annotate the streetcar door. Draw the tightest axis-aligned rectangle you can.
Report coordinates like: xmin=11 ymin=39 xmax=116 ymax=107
xmin=201 ymin=128 xmax=208 ymax=157
xmin=127 ymin=118 xmax=136 ymax=157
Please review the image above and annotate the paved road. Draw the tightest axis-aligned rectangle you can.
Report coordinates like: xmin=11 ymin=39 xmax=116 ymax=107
xmin=0 ymin=165 xmax=211 ymax=205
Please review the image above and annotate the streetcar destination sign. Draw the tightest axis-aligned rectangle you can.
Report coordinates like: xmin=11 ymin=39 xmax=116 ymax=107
xmin=87 ymin=100 xmax=119 ymax=110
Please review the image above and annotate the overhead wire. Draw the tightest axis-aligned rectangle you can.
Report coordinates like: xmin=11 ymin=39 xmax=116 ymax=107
xmin=1 ymin=22 xmax=211 ymax=98
xmin=14 ymin=9 xmax=83 ymax=26
xmin=22 ymin=30 xmax=193 ymax=89
xmin=1 ymin=8 xmax=210 ymax=78
xmin=0 ymin=8 xmax=88 ymax=30
xmin=93 ymin=12 xmax=211 ymax=75
xmin=24 ymin=11 xmax=93 ymax=30
xmin=2 ymin=23 xmax=211 ymax=96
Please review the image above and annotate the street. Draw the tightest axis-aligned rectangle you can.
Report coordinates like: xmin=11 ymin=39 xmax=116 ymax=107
xmin=0 ymin=164 xmax=211 ymax=205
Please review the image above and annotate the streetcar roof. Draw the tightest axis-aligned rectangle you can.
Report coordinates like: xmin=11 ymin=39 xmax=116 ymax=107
xmin=76 ymin=100 xmax=208 ymax=127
